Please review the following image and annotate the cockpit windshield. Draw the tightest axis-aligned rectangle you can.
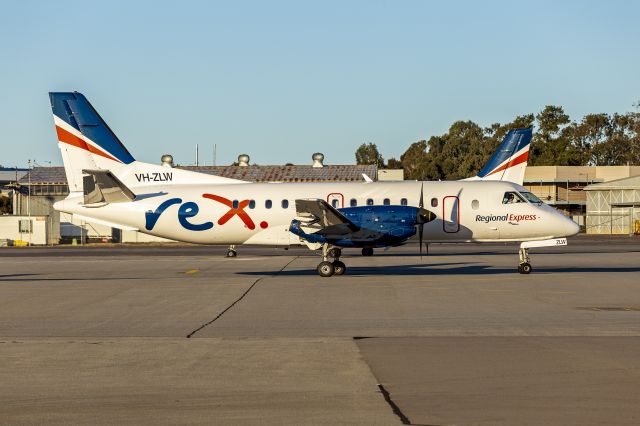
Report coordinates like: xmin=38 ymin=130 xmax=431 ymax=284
xmin=519 ymin=191 xmax=543 ymax=204
xmin=502 ymin=191 xmax=526 ymax=204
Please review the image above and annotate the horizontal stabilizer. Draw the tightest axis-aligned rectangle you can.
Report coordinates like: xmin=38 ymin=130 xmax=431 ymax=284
xmin=83 ymin=169 xmax=135 ymax=206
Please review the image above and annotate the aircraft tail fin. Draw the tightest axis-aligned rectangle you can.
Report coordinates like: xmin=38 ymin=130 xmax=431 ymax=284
xmin=464 ymin=128 xmax=532 ymax=185
xmin=50 ymin=92 xmax=135 ymax=193
xmin=50 ymin=92 xmax=247 ymax=191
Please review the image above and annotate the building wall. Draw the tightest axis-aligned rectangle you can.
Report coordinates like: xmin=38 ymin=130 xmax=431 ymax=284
xmin=377 ymin=169 xmax=404 ymax=181
xmin=12 ymin=193 xmax=63 ymax=244
xmin=0 ymin=215 xmax=48 ymax=245
xmin=586 ymin=189 xmax=640 ymax=234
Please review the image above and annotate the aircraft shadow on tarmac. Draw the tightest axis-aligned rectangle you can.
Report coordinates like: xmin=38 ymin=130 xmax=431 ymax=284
xmin=0 ymin=275 xmax=148 ymax=282
xmin=374 ymin=248 xmax=640 ymax=257
xmin=239 ymin=262 xmax=640 ymax=276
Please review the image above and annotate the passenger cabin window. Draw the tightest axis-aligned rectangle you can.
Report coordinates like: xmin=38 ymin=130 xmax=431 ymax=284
xmin=249 ymin=200 xmax=256 ymax=209
xmin=471 ymin=199 xmax=479 ymax=210
xmin=502 ymin=191 xmax=526 ymax=204
xmin=400 ymin=198 xmax=408 ymax=206
xmin=232 ymin=200 xmax=239 ymax=209
xmin=350 ymin=198 xmax=357 ymax=207
xmin=331 ymin=199 xmax=339 ymax=208
xmin=265 ymin=200 xmax=272 ymax=209
xmin=431 ymin=198 xmax=438 ymax=208
xmin=366 ymin=198 xmax=374 ymax=206
xmin=383 ymin=198 xmax=390 ymax=206
xmin=282 ymin=199 xmax=289 ymax=209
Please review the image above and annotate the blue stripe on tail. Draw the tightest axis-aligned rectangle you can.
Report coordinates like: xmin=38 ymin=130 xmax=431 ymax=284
xmin=49 ymin=92 xmax=135 ymax=164
xmin=477 ymin=128 xmax=532 ymax=178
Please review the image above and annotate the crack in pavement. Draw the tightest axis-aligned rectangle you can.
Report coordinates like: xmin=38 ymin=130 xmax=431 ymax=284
xmin=186 ymin=256 xmax=299 ymax=338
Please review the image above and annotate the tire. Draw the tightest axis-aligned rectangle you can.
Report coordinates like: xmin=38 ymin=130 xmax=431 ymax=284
xmin=317 ymin=261 xmax=335 ymax=277
xmin=518 ymin=263 xmax=532 ymax=274
xmin=332 ymin=260 xmax=346 ymax=276
xmin=361 ymin=247 xmax=374 ymax=257
xmin=226 ymin=250 xmax=237 ymax=258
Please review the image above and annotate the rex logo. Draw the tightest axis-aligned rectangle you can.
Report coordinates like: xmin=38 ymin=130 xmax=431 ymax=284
xmin=144 ymin=194 xmax=269 ymax=231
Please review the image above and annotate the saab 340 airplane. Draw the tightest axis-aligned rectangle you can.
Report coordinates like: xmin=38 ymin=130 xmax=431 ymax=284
xmin=50 ymin=92 xmax=579 ymax=276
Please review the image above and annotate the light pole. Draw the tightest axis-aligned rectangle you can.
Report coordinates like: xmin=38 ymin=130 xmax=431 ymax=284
xmin=27 ymin=159 xmax=31 ymax=246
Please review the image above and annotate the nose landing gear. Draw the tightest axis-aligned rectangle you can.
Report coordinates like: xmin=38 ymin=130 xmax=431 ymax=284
xmin=516 ymin=239 xmax=568 ymax=274
xmin=317 ymin=245 xmax=346 ymax=277
xmin=226 ymin=245 xmax=237 ymax=257
xmin=518 ymin=246 xmax=532 ymax=274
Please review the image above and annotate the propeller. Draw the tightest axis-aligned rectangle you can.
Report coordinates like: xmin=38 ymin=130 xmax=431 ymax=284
xmin=416 ymin=182 xmax=436 ymax=258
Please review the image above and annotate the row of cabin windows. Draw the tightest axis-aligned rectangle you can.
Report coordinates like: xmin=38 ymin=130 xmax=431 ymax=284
xmin=233 ymin=199 xmax=289 ymax=209
xmin=229 ymin=198 xmax=442 ymax=209
xmin=231 ymin=197 xmax=483 ymax=210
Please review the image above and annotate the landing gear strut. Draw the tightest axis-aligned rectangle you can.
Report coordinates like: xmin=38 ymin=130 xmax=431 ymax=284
xmin=361 ymin=247 xmax=374 ymax=256
xmin=226 ymin=245 xmax=237 ymax=258
xmin=518 ymin=246 xmax=532 ymax=274
xmin=316 ymin=244 xmax=346 ymax=277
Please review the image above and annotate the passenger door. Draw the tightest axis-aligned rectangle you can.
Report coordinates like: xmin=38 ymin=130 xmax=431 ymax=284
xmin=326 ymin=193 xmax=344 ymax=209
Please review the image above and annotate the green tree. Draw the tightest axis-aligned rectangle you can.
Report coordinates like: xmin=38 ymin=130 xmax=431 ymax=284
xmin=355 ymin=143 xmax=385 ymax=168
xmin=530 ymin=105 xmax=580 ymax=165
xmin=386 ymin=157 xmax=402 ymax=169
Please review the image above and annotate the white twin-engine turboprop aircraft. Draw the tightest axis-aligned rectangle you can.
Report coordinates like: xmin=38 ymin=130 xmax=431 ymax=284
xmin=50 ymin=92 xmax=579 ymax=276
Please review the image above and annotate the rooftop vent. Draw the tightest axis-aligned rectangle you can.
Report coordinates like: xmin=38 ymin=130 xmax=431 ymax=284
xmin=238 ymin=154 xmax=250 ymax=167
xmin=161 ymin=154 xmax=174 ymax=168
xmin=312 ymin=152 xmax=324 ymax=168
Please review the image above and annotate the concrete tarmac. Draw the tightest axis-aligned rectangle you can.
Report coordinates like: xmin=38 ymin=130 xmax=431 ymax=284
xmin=1 ymin=235 xmax=640 ymax=425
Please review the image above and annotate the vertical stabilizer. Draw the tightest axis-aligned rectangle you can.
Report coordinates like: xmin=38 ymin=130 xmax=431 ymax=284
xmin=49 ymin=92 xmax=135 ymax=192
xmin=465 ymin=128 xmax=532 ymax=185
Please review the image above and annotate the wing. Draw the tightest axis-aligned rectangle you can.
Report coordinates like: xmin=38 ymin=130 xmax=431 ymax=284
xmin=294 ymin=199 xmax=359 ymax=235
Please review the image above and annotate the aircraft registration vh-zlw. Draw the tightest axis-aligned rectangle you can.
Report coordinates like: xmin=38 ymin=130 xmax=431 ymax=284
xmin=50 ymin=92 xmax=579 ymax=276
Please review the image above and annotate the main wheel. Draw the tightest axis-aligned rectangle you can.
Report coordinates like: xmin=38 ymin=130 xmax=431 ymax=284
xmin=226 ymin=250 xmax=237 ymax=258
xmin=317 ymin=261 xmax=335 ymax=277
xmin=361 ymin=247 xmax=374 ymax=257
xmin=518 ymin=262 xmax=532 ymax=274
xmin=332 ymin=260 xmax=346 ymax=275
xmin=328 ymin=247 xmax=342 ymax=258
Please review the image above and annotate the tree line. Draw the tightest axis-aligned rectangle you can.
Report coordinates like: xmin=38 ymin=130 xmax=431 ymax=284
xmin=355 ymin=105 xmax=640 ymax=180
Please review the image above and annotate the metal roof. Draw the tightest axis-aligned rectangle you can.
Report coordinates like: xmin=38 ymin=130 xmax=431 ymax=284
xmin=584 ymin=175 xmax=640 ymax=190
xmin=18 ymin=165 xmax=378 ymax=185
xmin=0 ymin=168 xmax=28 ymax=183
xmin=181 ymin=165 xmax=377 ymax=182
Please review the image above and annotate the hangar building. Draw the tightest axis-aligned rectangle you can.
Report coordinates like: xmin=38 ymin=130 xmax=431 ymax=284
xmin=584 ymin=176 xmax=640 ymax=235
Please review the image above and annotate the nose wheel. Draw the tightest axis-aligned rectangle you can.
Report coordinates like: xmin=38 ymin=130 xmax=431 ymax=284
xmin=518 ymin=247 xmax=532 ymax=274
xmin=317 ymin=245 xmax=347 ymax=277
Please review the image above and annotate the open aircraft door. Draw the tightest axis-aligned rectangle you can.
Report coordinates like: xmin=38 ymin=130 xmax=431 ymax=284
xmin=443 ymin=195 xmax=460 ymax=233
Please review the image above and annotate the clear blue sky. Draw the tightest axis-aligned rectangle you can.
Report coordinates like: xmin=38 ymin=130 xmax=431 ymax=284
xmin=1 ymin=0 xmax=639 ymax=168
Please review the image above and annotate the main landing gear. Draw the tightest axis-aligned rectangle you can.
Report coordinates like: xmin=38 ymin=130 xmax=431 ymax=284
xmin=361 ymin=247 xmax=374 ymax=256
xmin=518 ymin=245 xmax=532 ymax=274
xmin=317 ymin=245 xmax=346 ymax=277
xmin=226 ymin=245 xmax=237 ymax=258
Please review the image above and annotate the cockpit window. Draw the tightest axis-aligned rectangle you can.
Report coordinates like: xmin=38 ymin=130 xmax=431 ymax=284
xmin=502 ymin=191 xmax=526 ymax=204
xmin=520 ymin=191 xmax=543 ymax=204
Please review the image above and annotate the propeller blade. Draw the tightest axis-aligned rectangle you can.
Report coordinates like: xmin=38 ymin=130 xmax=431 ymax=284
xmin=418 ymin=222 xmax=424 ymax=259
xmin=419 ymin=182 xmax=424 ymax=209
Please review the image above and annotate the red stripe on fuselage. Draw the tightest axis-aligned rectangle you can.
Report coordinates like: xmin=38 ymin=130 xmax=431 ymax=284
xmin=486 ymin=150 xmax=529 ymax=176
xmin=55 ymin=125 xmax=120 ymax=162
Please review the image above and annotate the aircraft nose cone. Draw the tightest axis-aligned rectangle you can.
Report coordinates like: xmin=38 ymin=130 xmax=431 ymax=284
xmin=558 ymin=215 xmax=580 ymax=237
xmin=566 ymin=218 xmax=580 ymax=236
